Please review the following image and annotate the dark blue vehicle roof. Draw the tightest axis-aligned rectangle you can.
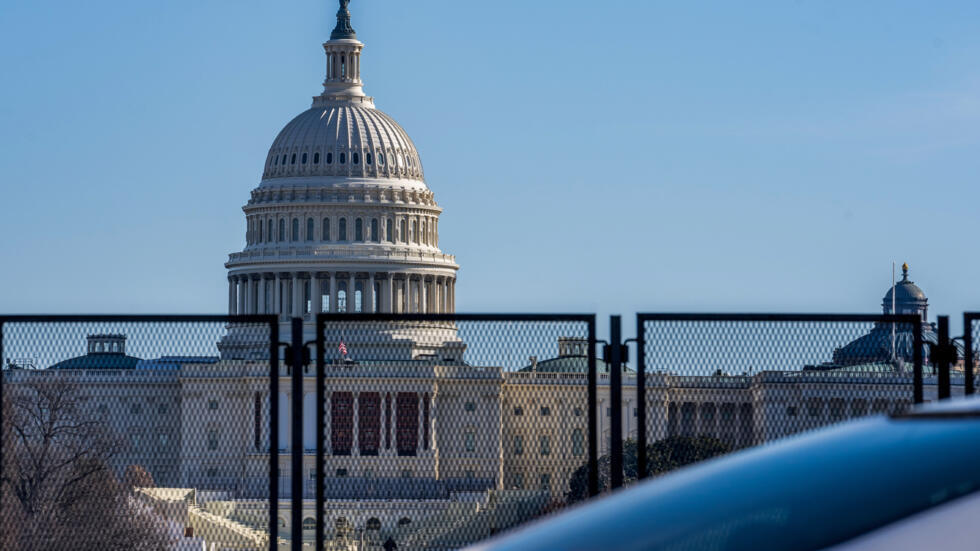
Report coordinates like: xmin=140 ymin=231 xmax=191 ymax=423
xmin=470 ymin=397 xmax=980 ymax=551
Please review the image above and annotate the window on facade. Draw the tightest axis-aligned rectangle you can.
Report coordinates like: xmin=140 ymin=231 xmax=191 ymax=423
xmin=291 ymin=153 xmax=296 ymax=165
xmin=273 ymin=155 xmax=278 ymax=166
xmin=366 ymin=518 xmax=381 ymax=531
xmin=540 ymin=406 xmax=551 ymax=416
xmin=787 ymin=406 xmax=798 ymax=417
xmin=371 ymin=218 xmax=379 ymax=242
xmin=464 ymin=401 xmax=476 ymax=412
xmin=355 ymin=219 xmax=363 ymax=241
xmin=352 ymin=152 xmax=359 ymax=165
xmin=313 ymin=152 xmax=320 ymax=164
xmin=366 ymin=152 xmax=372 ymax=165
xmin=514 ymin=406 xmax=523 ymax=416
xmin=306 ymin=218 xmax=314 ymax=241
xmin=339 ymin=219 xmax=347 ymax=241
xmin=539 ymin=473 xmax=551 ymax=491
xmin=340 ymin=152 xmax=346 ymax=164
xmin=208 ymin=399 xmax=218 ymax=410
xmin=131 ymin=404 xmax=142 ymax=416
xmin=327 ymin=152 xmax=333 ymax=164
xmin=378 ymin=152 xmax=385 ymax=165
xmin=158 ymin=404 xmax=168 ymax=415
xmin=207 ymin=429 xmax=219 ymax=450
xmin=257 ymin=222 xmax=263 ymax=243
xmin=303 ymin=518 xmax=315 ymax=531
xmin=400 ymin=220 xmax=407 ymax=243
xmin=336 ymin=468 xmax=348 ymax=477
xmin=282 ymin=154 xmax=287 ymax=165
xmin=514 ymin=435 xmax=523 ymax=456
xmin=207 ymin=468 xmax=218 ymax=478
xmin=291 ymin=218 xmax=299 ymax=241
xmin=267 ymin=220 xmax=273 ymax=243
xmin=411 ymin=220 xmax=417 ymax=243
xmin=540 ymin=435 xmax=551 ymax=456
xmin=278 ymin=219 xmax=285 ymax=242
xmin=322 ymin=218 xmax=330 ymax=241
xmin=398 ymin=517 xmax=411 ymax=527
xmin=301 ymin=152 xmax=308 ymax=164
xmin=572 ymin=428 xmax=584 ymax=456
xmin=386 ymin=219 xmax=393 ymax=242
xmin=338 ymin=287 xmax=347 ymax=312
xmin=513 ymin=473 xmax=524 ymax=489
xmin=464 ymin=430 xmax=475 ymax=452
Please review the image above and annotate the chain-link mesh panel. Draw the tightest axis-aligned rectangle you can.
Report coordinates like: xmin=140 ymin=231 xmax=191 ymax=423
xmin=306 ymin=314 xmax=595 ymax=550
xmin=966 ymin=313 xmax=980 ymax=396
xmin=636 ymin=315 xmax=921 ymax=483
xmin=1 ymin=317 xmax=278 ymax=550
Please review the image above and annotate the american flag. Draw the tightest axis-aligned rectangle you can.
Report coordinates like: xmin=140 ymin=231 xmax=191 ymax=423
xmin=338 ymin=339 xmax=348 ymax=357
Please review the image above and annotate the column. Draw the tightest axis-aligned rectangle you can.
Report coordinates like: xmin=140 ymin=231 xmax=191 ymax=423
xmin=312 ymin=272 xmax=322 ymax=314
xmin=238 ymin=276 xmax=247 ymax=316
xmin=330 ymin=272 xmax=338 ymax=313
xmin=403 ymin=278 xmax=409 ymax=313
xmin=420 ymin=277 xmax=428 ymax=314
xmin=247 ymin=277 xmax=256 ymax=314
xmin=257 ymin=275 xmax=266 ymax=314
xmin=450 ymin=279 xmax=455 ymax=312
xmin=366 ymin=273 xmax=375 ymax=313
xmin=443 ymin=279 xmax=450 ymax=313
xmin=352 ymin=392 xmax=360 ymax=456
xmin=228 ymin=277 xmax=237 ymax=315
xmin=291 ymin=272 xmax=301 ymax=317
xmin=274 ymin=273 xmax=282 ymax=317
xmin=387 ymin=273 xmax=394 ymax=314
xmin=348 ymin=273 xmax=356 ymax=313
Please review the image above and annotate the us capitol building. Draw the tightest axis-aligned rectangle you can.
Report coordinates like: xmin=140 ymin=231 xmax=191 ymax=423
xmin=2 ymin=3 xmax=962 ymax=550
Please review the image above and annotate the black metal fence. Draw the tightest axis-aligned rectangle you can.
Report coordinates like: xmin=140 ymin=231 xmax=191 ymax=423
xmin=0 ymin=315 xmax=280 ymax=550
xmin=305 ymin=313 xmax=597 ymax=551
xmin=3 ymin=311 xmax=977 ymax=551
xmin=630 ymin=313 xmax=923 ymax=488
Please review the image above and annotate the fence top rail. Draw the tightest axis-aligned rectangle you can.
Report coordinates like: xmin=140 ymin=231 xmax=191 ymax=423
xmin=964 ymin=312 xmax=980 ymax=321
xmin=0 ymin=314 xmax=278 ymax=324
xmin=316 ymin=313 xmax=596 ymax=323
xmin=637 ymin=313 xmax=922 ymax=323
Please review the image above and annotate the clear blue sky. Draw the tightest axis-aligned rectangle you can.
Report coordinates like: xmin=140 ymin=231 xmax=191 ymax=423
xmin=1 ymin=0 xmax=978 ymax=327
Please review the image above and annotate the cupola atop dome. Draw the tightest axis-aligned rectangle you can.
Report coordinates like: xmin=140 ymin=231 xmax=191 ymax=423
xmin=883 ymin=262 xmax=928 ymax=320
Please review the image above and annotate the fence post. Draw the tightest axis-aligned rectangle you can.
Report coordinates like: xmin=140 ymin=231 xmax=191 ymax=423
xmin=609 ymin=315 xmax=623 ymax=489
xmin=587 ymin=316 xmax=599 ymax=497
xmin=914 ymin=320 xmax=924 ymax=404
xmin=269 ymin=320 xmax=280 ymax=549
xmin=315 ymin=316 xmax=325 ymax=551
xmin=635 ymin=316 xmax=647 ymax=480
xmin=290 ymin=317 xmax=304 ymax=551
xmin=937 ymin=316 xmax=951 ymax=400
xmin=964 ymin=313 xmax=975 ymax=396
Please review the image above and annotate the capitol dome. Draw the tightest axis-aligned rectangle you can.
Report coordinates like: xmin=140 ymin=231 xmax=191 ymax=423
xmin=222 ymin=0 xmax=459 ymax=359
xmin=261 ymin=103 xmax=426 ymax=185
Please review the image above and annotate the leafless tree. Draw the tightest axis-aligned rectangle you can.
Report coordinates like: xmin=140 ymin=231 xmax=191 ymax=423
xmin=1 ymin=377 xmax=172 ymax=550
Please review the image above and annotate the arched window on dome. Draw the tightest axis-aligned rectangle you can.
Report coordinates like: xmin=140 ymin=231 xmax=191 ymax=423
xmin=291 ymin=218 xmax=299 ymax=242
xmin=326 ymin=152 xmax=333 ymax=165
xmin=400 ymin=220 xmax=407 ymax=244
xmin=340 ymin=152 xmax=346 ymax=165
xmin=301 ymin=152 xmax=308 ymax=164
xmin=282 ymin=154 xmax=288 ymax=165
xmin=355 ymin=219 xmax=363 ymax=241
xmin=411 ymin=220 xmax=417 ymax=244
xmin=366 ymin=152 xmax=372 ymax=165
xmin=272 ymin=155 xmax=278 ymax=166
xmin=377 ymin=152 xmax=385 ymax=165
xmin=291 ymin=154 xmax=296 ymax=165
xmin=313 ymin=152 xmax=320 ymax=164
xmin=278 ymin=219 xmax=285 ymax=242
xmin=322 ymin=218 xmax=330 ymax=241
xmin=352 ymin=152 xmax=360 ymax=165
xmin=306 ymin=218 xmax=314 ymax=241
xmin=386 ymin=219 xmax=393 ymax=243
xmin=371 ymin=219 xmax=379 ymax=242
xmin=339 ymin=219 xmax=347 ymax=241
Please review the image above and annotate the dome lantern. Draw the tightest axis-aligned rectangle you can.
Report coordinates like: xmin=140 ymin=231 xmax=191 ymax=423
xmin=321 ymin=0 xmax=367 ymax=100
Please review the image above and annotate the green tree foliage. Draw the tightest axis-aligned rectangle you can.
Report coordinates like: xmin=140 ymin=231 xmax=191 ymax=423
xmin=566 ymin=436 xmax=731 ymax=504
